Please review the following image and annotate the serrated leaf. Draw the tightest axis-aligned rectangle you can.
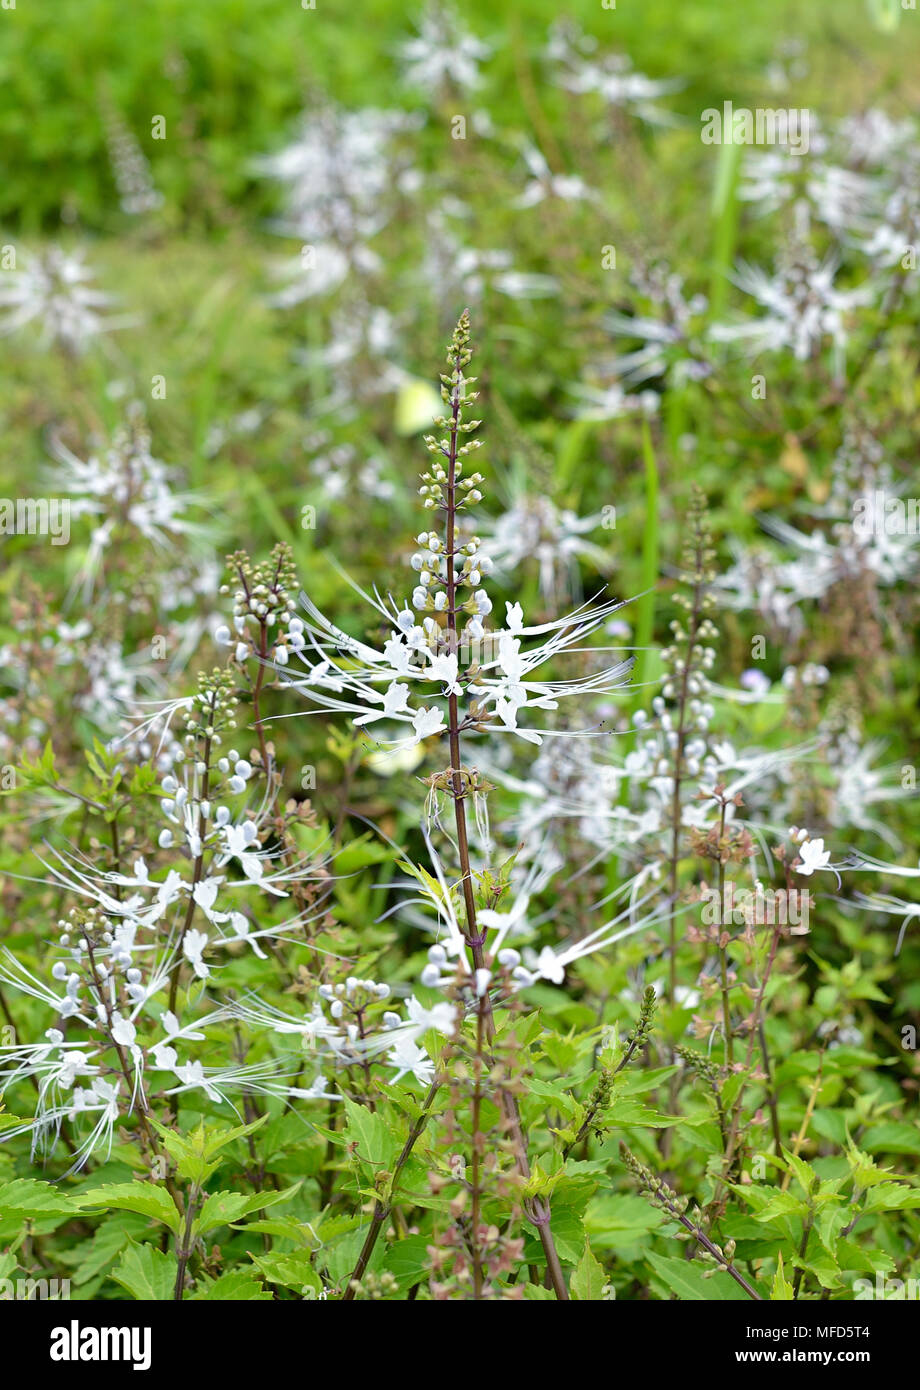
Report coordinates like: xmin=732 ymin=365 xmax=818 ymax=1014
xmin=73 ymin=1181 xmax=181 ymax=1234
xmin=381 ymin=1235 xmax=430 ymax=1291
xmin=862 ymin=1183 xmax=920 ymax=1212
xmin=249 ymin=1249 xmax=322 ymax=1294
xmin=646 ymin=1252 xmax=753 ymax=1301
xmin=790 ymin=1246 xmax=842 ymax=1291
xmin=342 ymin=1098 xmax=398 ymax=1179
xmin=771 ymin=1252 xmax=794 ymax=1300
xmin=862 ymin=1122 xmax=920 ymax=1156
xmin=0 ymin=1178 xmax=74 ymax=1218
xmin=571 ymin=1241 xmax=608 ymax=1301
xmin=815 ymin=1202 xmax=849 ymax=1254
xmin=235 ymin=1216 xmax=321 ymax=1247
xmin=190 ymin=1270 xmax=272 ymax=1301
xmin=194 ymin=1182 xmax=300 ymax=1236
xmin=61 ymin=1213 xmax=151 ymax=1285
xmin=753 ymin=1191 xmax=810 ymax=1224
xmin=781 ymin=1147 xmax=819 ymax=1197
xmin=110 ymin=1242 xmax=177 ymax=1301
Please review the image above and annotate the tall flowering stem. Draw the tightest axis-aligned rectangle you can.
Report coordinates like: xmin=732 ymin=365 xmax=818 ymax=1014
xmin=663 ymin=489 xmax=716 ymax=1003
xmin=432 ymin=312 xmax=569 ymax=1300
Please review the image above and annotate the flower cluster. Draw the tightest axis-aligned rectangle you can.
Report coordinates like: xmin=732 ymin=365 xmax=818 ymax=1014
xmin=0 ymin=246 xmax=122 ymax=354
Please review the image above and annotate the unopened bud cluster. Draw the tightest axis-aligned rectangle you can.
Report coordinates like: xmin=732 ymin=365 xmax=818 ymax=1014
xmin=217 ymin=542 xmax=298 ymax=666
xmin=181 ymin=667 xmax=238 ymax=747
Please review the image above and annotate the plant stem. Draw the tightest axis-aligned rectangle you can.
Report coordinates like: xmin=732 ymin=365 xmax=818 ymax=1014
xmin=780 ymin=1049 xmax=826 ymax=1192
xmin=678 ymin=1210 xmax=763 ymax=1300
xmin=168 ymin=697 xmax=214 ymax=1014
xmin=791 ymin=1206 xmax=815 ymax=1300
xmin=716 ymin=802 xmax=733 ymax=1068
xmin=173 ymin=1182 xmax=199 ymax=1301
xmin=440 ymin=324 xmax=569 ymax=1301
xmin=84 ymin=938 xmax=180 ymax=1205
xmin=342 ymin=1076 xmax=441 ymax=1299
xmin=470 ymin=1004 xmax=484 ymax=1299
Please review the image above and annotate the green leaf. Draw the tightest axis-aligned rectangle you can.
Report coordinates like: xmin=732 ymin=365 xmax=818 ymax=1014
xmin=646 ymin=1252 xmax=753 ymax=1301
xmin=708 ymin=135 xmax=742 ymax=316
xmin=602 ymin=1099 xmax=684 ymax=1128
xmin=862 ymin=1122 xmax=920 ymax=1156
xmin=249 ymin=1249 xmax=322 ymax=1295
xmin=381 ymin=1235 xmax=431 ymax=1291
xmin=771 ymin=1252 xmax=794 ymax=1300
xmin=147 ymin=1114 xmax=269 ymax=1185
xmin=522 ymin=1202 xmax=585 ymax=1265
xmin=234 ymin=1216 xmax=320 ymax=1246
xmin=527 ymin=1077 xmax=581 ymax=1119
xmin=790 ymin=1247 xmax=842 ymax=1291
xmin=110 ymin=1242 xmax=178 ymax=1301
xmin=342 ymin=1098 xmax=398 ymax=1179
xmin=61 ymin=1213 xmax=151 ymax=1285
xmin=586 ymin=1194 xmax=663 ymax=1249
xmin=194 ymin=1182 xmax=300 ymax=1236
xmin=815 ymin=1202 xmax=849 ymax=1254
xmin=780 ymin=1147 xmax=820 ymax=1197
xmin=191 ymin=1270 xmax=272 ymax=1301
xmin=73 ymin=1181 xmax=181 ymax=1234
xmin=863 ymin=1183 xmax=920 ymax=1212
xmin=555 ymin=416 xmax=595 ymax=494
xmin=0 ymin=1178 xmax=74 ymax=1218
xmin=753 ymin=1191 xmax=810 ymax=1224
xmin=571 ymin=1241 xmax=608 ymax=1301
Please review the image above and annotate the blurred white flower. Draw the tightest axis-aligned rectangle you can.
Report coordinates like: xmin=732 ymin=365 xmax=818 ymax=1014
xmin=710 ymin=248 xmax=873 ymax=372
xmin=399 ymin=3 xmax=491 ymax=92
xmin=546 ymin=19 xmax=679 ymax=125
xmin=0 ymin=246 xmax=124 ymax=353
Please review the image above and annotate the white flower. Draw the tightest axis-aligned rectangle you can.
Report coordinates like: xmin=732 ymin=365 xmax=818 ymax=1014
xmin=192 ymin=878 xmax=229 ymax=924
xmin=399 ymin=3 xmax=491 ymax=91
xmin=386 ymin=1035 xmax=435 ymax=1085
xmin=110 ymin=1017 xmax=137 ymax=1048
xmin=405 ymin=996 xmax=457 ymax=1036
xmin=288 ymin=1076 xmax=338 ymax=1101
xmin=149 ymin=1041 xmax=179 ymax=1072
xmin=172 ymin=1060 xmax=221 ymax=1102
xmin=227 ymin=912 xmax=268 ymax=960
xmin=795 ymin=837 xmax=831 ymax=876
xmin=709 ymin=247 xmax=873 ymax=375
xmin=0 ymin=246 xmax=122 ymax=353
xmin=354 ymin=680 xmax=412 ymax=725
xmin=478 ymin=496 xmax=611 ymax=606
xmin=516 ymin=144 xmax=598 ymax=208
xmin=46 ymin=413 xmax=210 ymax=603
xmin=255 ymin=103 xmax=414 ymax=249
xmin=546 ymin=20 xmax=679 ymax=125
xmin=534 ymin=945 xmax=566 ymax=984
xmin=425 ymin=650 xmax=461 ymax=694
xmin=219 ymin=822 xmax=272 ymax=888
xmin=182 ymin=928 xmax=210 ymax=979
xmin=413 ymin=706 xmax=447 ymax=741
